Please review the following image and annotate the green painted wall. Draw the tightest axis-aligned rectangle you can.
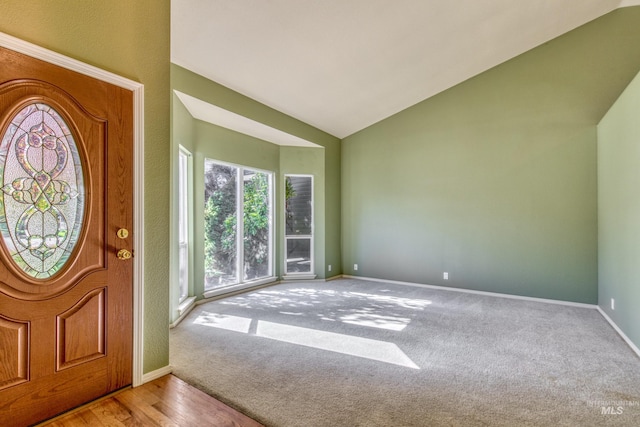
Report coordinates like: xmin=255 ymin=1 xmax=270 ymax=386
xmin=1 ymin=1 xmax=171 ymax=372
xmin=598 ymin=70 xmax=640 ymax=349
xmin=172 ymin=93 xmax=196 ymax=154
xmin=170 ymin=94 xmax=195 ymax=322
xmin=321 ymin=135 xmax=342 ymax=277
xmin=342 ymin=8 xmax=640 ymax=303
xmin=171 ymin=65 xmax=342 ymax=279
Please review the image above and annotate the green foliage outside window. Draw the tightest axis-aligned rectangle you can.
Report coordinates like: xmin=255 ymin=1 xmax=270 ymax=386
xmin=204 ymin=163 xmax=270 ymax=286
xmin=243 ymin=172 xmax=270 ymax=279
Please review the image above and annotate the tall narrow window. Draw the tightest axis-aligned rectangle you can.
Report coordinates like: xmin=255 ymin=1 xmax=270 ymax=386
xmin=285 ymin=175 xmax=313 ymax=276
xmin=204 ymin=159 xmax=273 ymax=293
xmin=177 ymin=147 xmax=190 ymax=303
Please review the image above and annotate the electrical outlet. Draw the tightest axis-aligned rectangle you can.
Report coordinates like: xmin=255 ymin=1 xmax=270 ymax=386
xmin=611 ymin=298 xmax=615 ymax=310
xmin=354 ymin=264 xmax=358 ymax=271
xmin=443 ymin=272 xmax=449 ymax=280
xmin=328 ymin=264 xmax=332 ymax=272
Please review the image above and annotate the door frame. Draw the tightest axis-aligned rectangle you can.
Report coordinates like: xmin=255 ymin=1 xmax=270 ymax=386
xmin=0 ymin=32 xmax=146 ymax=387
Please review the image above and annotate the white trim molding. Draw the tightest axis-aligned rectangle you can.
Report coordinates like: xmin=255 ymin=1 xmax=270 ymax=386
xmin=142 ymin=365 xmax=173 ymax=384
xmin=0 ymin=31 xmax=146 ymax=387
xmin=343 ymin=275 xmax=598 ymax=309
xmin=282 ymin=274 xmax=317 ymax=281
xmin=597 ymin=307 xmax=640 ymax=359
xmin=284 ymin=174 xmax=315 ymax=276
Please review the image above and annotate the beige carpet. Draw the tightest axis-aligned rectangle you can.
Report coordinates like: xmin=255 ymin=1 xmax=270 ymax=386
xmin=170 ymin=279 xmax=640 ymax=426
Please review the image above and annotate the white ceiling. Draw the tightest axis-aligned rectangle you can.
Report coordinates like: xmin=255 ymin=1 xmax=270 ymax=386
xmin=172 ymin=0 xmax=640 ymax=139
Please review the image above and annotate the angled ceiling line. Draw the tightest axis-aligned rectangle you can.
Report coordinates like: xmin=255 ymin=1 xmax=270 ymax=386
xmin=175 ymin=90 xmax=323 ymax=148
xmin=172 ymin=1 xmax=640 ymax=138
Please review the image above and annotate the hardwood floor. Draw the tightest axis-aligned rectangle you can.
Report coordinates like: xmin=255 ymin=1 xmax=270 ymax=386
xmin=35 ymin=375 xmax=263 ymax=427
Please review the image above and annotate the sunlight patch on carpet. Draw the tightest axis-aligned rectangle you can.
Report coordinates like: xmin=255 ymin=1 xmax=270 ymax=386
xmin=194 ymin=311 xmax=252 ymax=333
xmin=329 ymin=311 xmax=411 ymax=331
xmin=349 ymin=292 xmax=432 ymax=310
xmin=257 ymin=321 xmax=420 ymax=369
xmin=193 ymin=312 xmax=420 ymax=369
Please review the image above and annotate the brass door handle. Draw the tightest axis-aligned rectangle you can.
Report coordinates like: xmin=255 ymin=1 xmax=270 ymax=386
xmin=117 ymin=249 xmax=132 ymax=260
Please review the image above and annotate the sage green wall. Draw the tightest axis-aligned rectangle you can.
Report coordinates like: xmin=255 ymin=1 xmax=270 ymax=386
xmin=171 ymin=64 xmax=342 ymax=279
xmin=172 ymin=93 xmax=196 ymax=154
xmin=0 ymin=1 xmax=171 ymax=372
xmin=322 ymin=136 xmax=342 ymax=277
xmin=342 ymin=8 xmax=640 ymax=303
xmin=280 ymin=147 xmax=326 ymax=278
xmin=598 ymin=70 xmax=640 ymax=349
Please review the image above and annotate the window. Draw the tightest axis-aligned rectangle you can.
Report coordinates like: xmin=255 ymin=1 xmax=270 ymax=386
xmin=204 ymin=159 xmax=274 ymax=293
xmin=285 ymin=175 xmax=313 ymax=276
xmin=171 ymin=145 xmax=195 ymax=326
xmin=177 ymin=147 xmax=190 ymax=303
xmin=0 ymin=103 xmax=84 ymax=278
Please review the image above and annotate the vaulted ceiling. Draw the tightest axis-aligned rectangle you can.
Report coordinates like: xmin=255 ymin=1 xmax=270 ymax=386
xmin=171 ymin=0 xmax=640 ymax=139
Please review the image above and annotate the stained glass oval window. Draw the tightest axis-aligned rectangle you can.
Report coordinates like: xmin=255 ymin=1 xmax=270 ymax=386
xmin=0 ymin=103 xmax=85 ymax=279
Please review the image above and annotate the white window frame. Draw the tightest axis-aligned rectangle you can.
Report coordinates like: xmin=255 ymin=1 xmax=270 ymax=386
xmin=177 ymin=146 xmax=191 ymax=305
xmin=283 ymin=174 xmax=315 ymax=279
xmin=172 ymin=146 xmax=195 ymax=327
xmin=203 ymin=158 xmax=275 ymax=298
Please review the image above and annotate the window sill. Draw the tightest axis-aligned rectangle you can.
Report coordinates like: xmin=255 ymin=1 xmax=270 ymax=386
xmin=203 ymin=276 xmax=278 ymax=299
xmin=170 ymin=296 xmax=196 ymax=328
xmin=282 ymin=274 xmax=317 ymax=281
xmin=178 ymin=296 xmax=196 ymax=315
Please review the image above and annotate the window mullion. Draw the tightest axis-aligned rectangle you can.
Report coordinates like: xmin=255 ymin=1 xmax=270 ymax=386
xmin=268 ymin=174 xmax=274 ymax=277
xmin=236 ymin=167 xmax=244 ymax=284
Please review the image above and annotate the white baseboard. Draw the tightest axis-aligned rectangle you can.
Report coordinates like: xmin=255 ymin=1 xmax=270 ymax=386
xmin=343 ymin=275 xmax=640 ymax=358
xmin=597 ymin=307 xmax=640 ymax=359
xmin=282 ymin=274 xmax=317 ymax=281
xmin=141 ymin=365 xmax=173 ymax=385
xmin=342 ymin=275 xmax=597 ymax=309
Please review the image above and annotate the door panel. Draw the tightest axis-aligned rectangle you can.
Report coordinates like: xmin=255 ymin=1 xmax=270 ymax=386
xmin=0 ymin=315 xmax=29 ymax=388
xmin=56 ymin=287 xmax=106 ymax=371
xmin=0 ymin=45 xmax=133 ymax=426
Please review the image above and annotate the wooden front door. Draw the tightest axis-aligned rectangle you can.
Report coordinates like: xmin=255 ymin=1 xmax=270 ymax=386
xmin=0 ymin=45 xmax=133 ymax=426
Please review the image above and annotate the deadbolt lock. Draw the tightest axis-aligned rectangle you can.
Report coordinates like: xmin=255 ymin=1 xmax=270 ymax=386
xmin=117 ymin=228 xmax=129 ymax=239
xmin=117 ymin=249 xmax=132 ymax=260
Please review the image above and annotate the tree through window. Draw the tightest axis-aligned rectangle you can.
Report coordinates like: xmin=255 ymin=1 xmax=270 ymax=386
xmin=204 ymin=159 xmax=273 ymax=290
